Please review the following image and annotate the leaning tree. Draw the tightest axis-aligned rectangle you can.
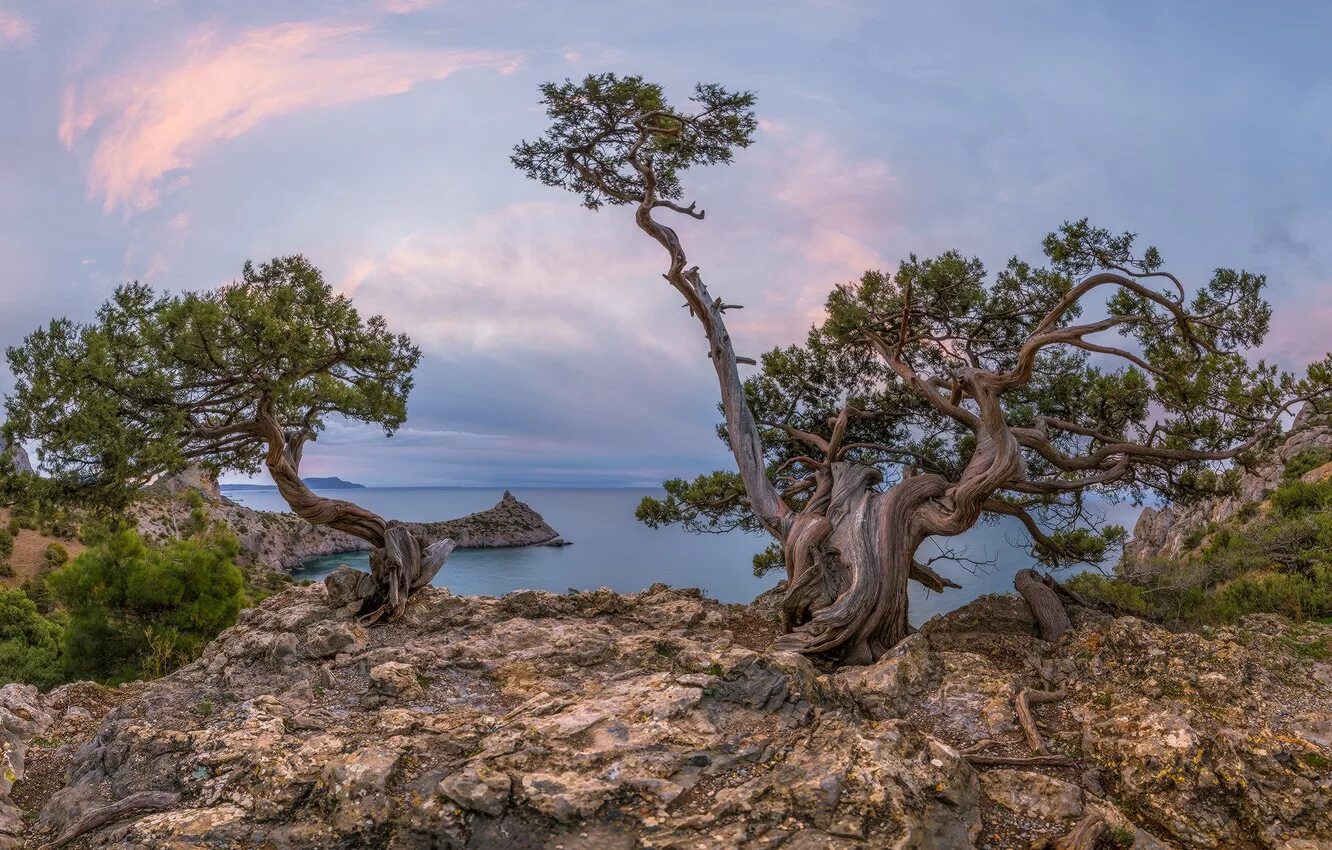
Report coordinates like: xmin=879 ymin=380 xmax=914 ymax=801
xmin=514 ymin=74 xmax=1332 ymax=664
xmin=4 ymin=256 xmax=454 ymax=623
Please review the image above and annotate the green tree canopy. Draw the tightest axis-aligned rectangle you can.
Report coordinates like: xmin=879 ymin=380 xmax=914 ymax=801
xmin=7 ymin=256 xmax=452 ymax=625
xmin=4 ymin=255 xmax=419 ymax=509
xmin=50 ymin=528 xmax=245 ymax=682
xmin=0 ymin=587 xmax=63 ymax=688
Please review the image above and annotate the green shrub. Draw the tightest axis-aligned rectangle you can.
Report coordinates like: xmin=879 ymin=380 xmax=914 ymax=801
xmin=44 ymin=541 xmax=68 ymax=569
xmin=5 ymin=517 xmax=18 ymax=536
xmin=1270 ymin=478 xmax=1332 ymax=517
xmin=0 ymin=528 xmax=12 ymax=559
xmin=50 ymin=528 xmax=246 ymax=683
xmin=1066 ymin=572 xmax=1149 ymax=614
xmin=0 ymin=587 xmax=64 ymax=688
xmin=0 ymin=560 xmax=12 ymax=579
xmin=1284 ymin=449 xmax=1332 ymax=481
xmin=1205 ymin=566 xmax=1332 ymax=624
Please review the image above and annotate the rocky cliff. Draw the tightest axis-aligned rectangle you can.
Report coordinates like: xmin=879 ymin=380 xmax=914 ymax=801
xmin=7 ymin=582 xmax=1329 ymax=849
xmin=0 ymin=439 xmax=30 ymax=474
xmin=134 ymin=486 xmax=566 ymax=571
xmin=1126 ymin=404 xmax=1332 ymax=563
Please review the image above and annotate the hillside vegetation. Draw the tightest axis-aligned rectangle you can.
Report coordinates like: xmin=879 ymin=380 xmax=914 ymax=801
xmin=1073 ymin=450 xmax=1332 ymax=629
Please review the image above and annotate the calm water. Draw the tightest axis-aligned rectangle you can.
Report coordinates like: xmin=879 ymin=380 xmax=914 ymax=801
xmin=227 ymin=487 xmax=1141 ymax=627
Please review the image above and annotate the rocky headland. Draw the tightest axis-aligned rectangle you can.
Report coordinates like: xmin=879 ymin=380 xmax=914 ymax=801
xmin=135 ymin=475 xmax=567 ymax=571
xmin=4 ymin=578 xmax=1329 ymax=849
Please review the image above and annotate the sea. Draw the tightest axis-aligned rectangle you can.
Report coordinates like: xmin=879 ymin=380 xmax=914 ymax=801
xmin=226 ymin=487 xmax=1143 ymax=628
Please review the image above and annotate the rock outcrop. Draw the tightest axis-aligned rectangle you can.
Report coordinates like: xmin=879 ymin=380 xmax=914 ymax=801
xmin=0 ymin=439 xmax=30 ymax=475
xmin=146 ymin=467 xmax=224 ymax=503
xmin=134 ymin=487 xmax=566 ymax=571
xmin=14 ymin=585 xmax=1332 ymax=849
xmin=1126 ymin=404 xmax=1332 ymax=562
xmin=410 ymin=490 xmax=566 ymax=549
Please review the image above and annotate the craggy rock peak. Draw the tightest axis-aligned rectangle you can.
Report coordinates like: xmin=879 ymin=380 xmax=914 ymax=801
xmin=147 ymin=467 xmax=224 ymax=503
xmin=14 ymin=582 xmax=1332 ymax=849
xmin=0 ymin=438 xmax=30 ymax=474
xmin=1127 ymin=404 xmax=1332 ymax=562
xmin=134 ymin=486 xmax=567 ymax=570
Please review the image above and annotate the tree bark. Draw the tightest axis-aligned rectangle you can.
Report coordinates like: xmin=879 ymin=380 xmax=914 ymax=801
xmin=257 ymin=412 xmax=453 ymax=623
xmin=775 ymin=463 xmax=926 ymax=664
xmin=1016 ymin=568 xmax=1072 ymax=642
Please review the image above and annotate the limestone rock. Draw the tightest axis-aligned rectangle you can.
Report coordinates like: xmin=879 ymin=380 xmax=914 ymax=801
xmin=14 ymin=584 xmax=1330 ymax=849
xmin=302 ymin=620 xmax=366 ymax=659
xmin=369 ymin=661 xmax=422 ymax=699
xmin=1126 ymin=402 xmax=1332 ymax=561
xmin=980 ymin=769 xmax=1083 ymax=820
xmin=131 ymin=488 xmax=566 ymax=571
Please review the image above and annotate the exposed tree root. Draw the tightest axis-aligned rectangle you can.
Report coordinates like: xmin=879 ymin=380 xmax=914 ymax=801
xmin=1051 ymin=811 xmax=1108 ymax=849
xmin=960 ymin=738 xmax=998 ymax=755
xmin=963 ymin=686 xmax=1073 ymax=768
xmin=1016 ymin=568 xmax=1073 ymax=641
xmin=42 ymin=791 xmax=181 ymax=849
xmin=1016 ymin=687 xmax=1068 ymax=755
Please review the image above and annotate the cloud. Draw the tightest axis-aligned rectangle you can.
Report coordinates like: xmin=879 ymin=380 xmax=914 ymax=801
xmin=0 ymin=9 xmax=32 ymax=46
xmin=339 ymin=201 xmax=689 ymax=358
xmin=59 ymin=21 xmax=519 ymax=214
xmin=380 ymin=0 xmax=442 ymax=12
xmin=685 ymin=123 xmax=899 ymax=348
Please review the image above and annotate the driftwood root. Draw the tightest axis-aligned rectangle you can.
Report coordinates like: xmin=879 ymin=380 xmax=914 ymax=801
xmin=42 ymin=791 xmax=182 ymax=850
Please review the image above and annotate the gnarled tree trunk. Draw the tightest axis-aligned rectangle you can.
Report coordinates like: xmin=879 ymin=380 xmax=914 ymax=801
xmin=259 ymin=412 xmax=453 ymax=624
xmin=1015 ymin=568 xmax=1072 ymax=642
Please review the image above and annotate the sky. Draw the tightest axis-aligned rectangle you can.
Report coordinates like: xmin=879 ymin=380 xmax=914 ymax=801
xmin=3 ymin=1 xmax=1332 ymax=486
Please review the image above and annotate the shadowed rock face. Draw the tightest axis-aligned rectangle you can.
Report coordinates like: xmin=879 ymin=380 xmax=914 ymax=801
xmin=17 ymin=587 xmax=1332 ymax=849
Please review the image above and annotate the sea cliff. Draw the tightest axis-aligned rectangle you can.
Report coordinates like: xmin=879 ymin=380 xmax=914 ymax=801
xmin=135 ymin=473 xmax=567 ymax=571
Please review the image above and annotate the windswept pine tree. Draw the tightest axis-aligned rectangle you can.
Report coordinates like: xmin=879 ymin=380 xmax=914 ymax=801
xmin=514 ymin=74 xmax=1332 ymax=665
xmin=5 ymin=257 xmax=453 ymax=624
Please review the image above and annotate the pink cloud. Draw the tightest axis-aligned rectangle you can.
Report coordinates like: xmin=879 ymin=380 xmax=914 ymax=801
xmin=688 ymin=124 xmax=899 ymax=348
xmin=338 ymin=201 xmax=683 ymax=356
xmin=1263 ymin=300 xmax=1332 ymax=368
xmin=59 ymin=22 xmax=520 ymax=214
xmin=0 ymin=9 xmax=33 ymax=46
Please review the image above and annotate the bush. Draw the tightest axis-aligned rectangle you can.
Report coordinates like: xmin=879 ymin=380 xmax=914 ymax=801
xmin=44 ymin=541 xmax=68 ymax=569
xmin=0 ymin=587 xmax=64 ymax=688
xmin=5 ymin=517 xmax=18 ymax=536
xmin=1066 ymin=572 xmax=1148 ymax=614
xmin=1269 ymin=478 xmax=1332 ymax=517
xmin=1205 ymin=566 xmax=1332 ymax=623
xmin=50 ymin=529 xmax=246 ymax=683
xmin=22 ymin=573 xmax=55 ymax=615
xmin=0 ymin=528 xmax=12 ymax=559
xmin=1284 ymin=449 xmax=1332 ymax=481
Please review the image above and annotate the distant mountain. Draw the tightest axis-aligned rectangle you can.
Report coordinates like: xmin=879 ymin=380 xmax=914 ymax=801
xmin=302 ymin=477 xmax=367 ymax=490
xmin=220 ymin=476 xmax=366 ymax=492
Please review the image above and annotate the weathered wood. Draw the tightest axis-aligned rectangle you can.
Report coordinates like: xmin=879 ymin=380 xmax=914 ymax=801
xmin=1015 ymin=687 xmax=1067 ymax=754
xmin=1016 ymin=568 xmax=1073 ymax=642
xmin=1052 ymin=812 xmax=1108 ymax=849
xmin=257 ymin=411 xmax=453 ymax=624
xmin=42 ymin=791 xmax=181 ymax=849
